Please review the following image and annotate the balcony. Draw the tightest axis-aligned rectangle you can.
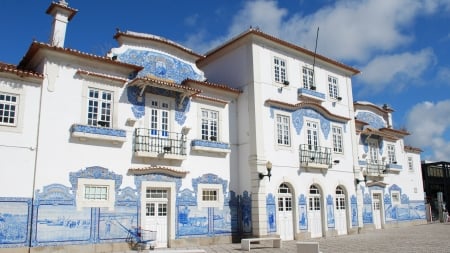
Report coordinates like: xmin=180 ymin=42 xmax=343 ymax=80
xmin=134 ymin=128 xmax=186 ymax=160
xmin=299 ymin=144 xmax=332 ymax=171
xmin=191 ymin=138 xmax=231 ymax=155
xmin=71 ymin=124 xmax=126 ymax=144
xmin=364 ymin=159 xmax=388 ymax=177
xmin=385 ymin=163 xmax=403 ymax=172
xmin=297 ymin=88 xmax=326 ymax=103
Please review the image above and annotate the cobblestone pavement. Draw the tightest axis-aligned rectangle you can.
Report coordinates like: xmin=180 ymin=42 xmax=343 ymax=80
xmin=152 ymin=222 xmax=450 ymax=253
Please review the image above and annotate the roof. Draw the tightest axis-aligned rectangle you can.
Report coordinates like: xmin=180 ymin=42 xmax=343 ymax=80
xmin=114 ymin=30 xmax=204 ymax=59
xmin=18 ymin=41 xmax=143 ymax=72
xmin=127 ymin=166 xmax=189 ymax=177
xmin=354 ymin=101 xmax=394 ymax=113
xmin=265 ymin=99 xmax=351 ymax=122
xmin=197 ymin=28 xmax=360 ymax=75
xmin=181 ymin=78 xmax=242 ymax=95
xmin=0 ymin=61 xmax=44 ymax=80
xmin=404 ymin=145 xmax=423 ymax=154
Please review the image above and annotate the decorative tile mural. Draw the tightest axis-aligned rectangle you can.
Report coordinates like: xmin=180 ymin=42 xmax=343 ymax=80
xmin=266 ymin=194 xmax=277 ymax=233
xmin=298 ymin=194 xmax=308 ymax=230
xmin=0 ymin=198 xmax=31 ymax=247
xmin=355 ymin=111 xmax=386 ymax=129
xmin=351 ymin=195 xmax=358 ymax=227
xmin=326 ymin=195 xmax=335 ymax=228
xmin=116 ymin=49 xmax=204 ymax=83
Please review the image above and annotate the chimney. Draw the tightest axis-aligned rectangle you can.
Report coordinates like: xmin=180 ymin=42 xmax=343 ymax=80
xmin=46 ymin=0 xmax=78 ymax=47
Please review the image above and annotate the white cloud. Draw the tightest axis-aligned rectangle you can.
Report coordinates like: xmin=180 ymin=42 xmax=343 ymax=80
xmin=405 ymin=100 xmax=450 ymax=161
xmin=355 ymin=48 xmax=436 ymax=94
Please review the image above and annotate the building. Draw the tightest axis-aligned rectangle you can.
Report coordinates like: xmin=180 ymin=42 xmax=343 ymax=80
xmin=421 ymin=161 xmax=450 ymax=219
xmin=0 ymin=1 xmax=426 ymax=252
xmin=354 ymin=102 xmax=425 ymax=229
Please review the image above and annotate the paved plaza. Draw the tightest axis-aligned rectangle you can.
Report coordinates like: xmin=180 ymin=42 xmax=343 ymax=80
xmin=151 ymin=222 xmax=450 ymax=253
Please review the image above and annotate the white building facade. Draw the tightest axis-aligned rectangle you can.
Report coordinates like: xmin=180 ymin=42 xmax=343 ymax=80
xmin=0 ymin=1 xmax=426 ymax=252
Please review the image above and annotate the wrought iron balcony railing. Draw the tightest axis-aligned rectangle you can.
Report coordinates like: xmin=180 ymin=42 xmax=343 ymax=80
xmin=365 ymin=159 xmax=388 ymax=176
xmin=134 ymin=128 xmax=186 ymax=157
xmin=299 ymin=144 xmax=332 ymax=169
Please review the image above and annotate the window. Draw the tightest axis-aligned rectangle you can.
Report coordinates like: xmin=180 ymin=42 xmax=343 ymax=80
xmin=332 ymin=126 xmax=343 ymax=153
xmin=408 ymin=157 xmax=414 ymax=171
xmin=150 ymin=98 xmax=170 ymax=136
xmin=302 ymin=67 xmax=314 ymax=89
xmin=368 ymin=139 xmax=379 ymax=162
xmin=328 ymin=76 xmax=339 ymax=99
xmin=391 ymin=192 xmax=400 ymax=205
xmin=197 ymin=184 xmax=224 ymax=209
xmin=87 ymin=88 xmax=112 ymax=127
xmin=201 ymin=109 xmax=218 ymax=141
xmin=274 ymin=57 xmax=287 ymax=83
xmin=146 ymin=189 xmax=168 ymax=199
xmin=202 ymin=189 xmax=218 ymax=201
xmin=387 ymin=144 xmax=396 ymax=164
xmin=76 ymin=178 xmax=115 ymax=210
xmin=276 ymin=114 xmax=290 ymax=146
xmin=0 ymin=92 xmax=18 ymax=126
xmin=335 ymin=186 xmax=346 ymax=210
xmin=306 ymin=121 xmax=319 ymax=150
xmin=84 ymin=185 xmax=108 ymax=200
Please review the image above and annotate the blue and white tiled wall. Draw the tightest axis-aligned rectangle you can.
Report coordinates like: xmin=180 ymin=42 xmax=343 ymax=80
xmin=0 ymin=167 xmax=252 ymax=248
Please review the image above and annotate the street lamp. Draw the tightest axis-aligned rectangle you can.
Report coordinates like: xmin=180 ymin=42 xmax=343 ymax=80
xmin=259 ymin=161 xmax=272 ymax=181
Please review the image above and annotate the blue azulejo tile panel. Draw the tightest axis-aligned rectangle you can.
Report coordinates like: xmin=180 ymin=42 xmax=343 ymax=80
xmin=266 ymin=194 xmax=277 ymax=233
xmin=241 ymin=191 xmax=252 ymax=234
xmin=351 ymin=195 xmax=358 ymax=227
xmin=212 ymin=206 xmax=232 ymax=235
xmin=0 ymin=198 xmax=31 ymax=247
xmin=99 ymin=206 xmax=138 ymax=241
xmin=35 ymin=205 xmax=92 ymax=244
xmin=117 ymin=49 xmax=204 ymax=83
xmin=298 ymin=194 xmax=307 ymax=230
xmin=177 ymin=206 xmax=209 ymax=236
xmin=326 ymin=195 xmax=335 ymax=228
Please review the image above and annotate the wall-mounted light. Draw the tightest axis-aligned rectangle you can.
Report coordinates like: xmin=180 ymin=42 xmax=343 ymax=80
xmin=337 ymin=97 xmax=342 ymax=101
xmin=333 ymin=160 xmax=340 ymax=164
xmin=259 ymin=161 xmax=272 ymax=181
xmin=278 ymin=80 xmax=290 ymax=92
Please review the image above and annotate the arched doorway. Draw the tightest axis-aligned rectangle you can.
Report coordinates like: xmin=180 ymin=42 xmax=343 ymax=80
xmin=277 ymin=183 xmax=294 ymax=240
xmin=335 ymin=186 xmax=347 ymax=235
xmin=308 ymin=185 xmax=322 ymax=238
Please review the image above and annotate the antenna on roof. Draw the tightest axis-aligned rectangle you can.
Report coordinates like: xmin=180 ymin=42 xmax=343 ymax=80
xmin=312 ymin=27 xmax=319 ymax=89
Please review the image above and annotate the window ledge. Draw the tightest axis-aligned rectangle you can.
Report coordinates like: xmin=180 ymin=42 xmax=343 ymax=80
xmin=386 ymin=163 xmax=403 ymax=172
xmin=134 ymin=151 xmax=186 ymax=160
xmin=298 ymin=88 xmax=326 ymax=102
xmin=71 ymin=124 xmax=127 ymax=143
xmin=301 ymin=162 xmax=331 ymax=171
xmin=191 ymin=139 xmax=231 ymax=154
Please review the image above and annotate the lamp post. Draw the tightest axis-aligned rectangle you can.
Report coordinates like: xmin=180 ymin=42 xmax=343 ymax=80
xmin=259 ymin=161 xmax=272 ymax=181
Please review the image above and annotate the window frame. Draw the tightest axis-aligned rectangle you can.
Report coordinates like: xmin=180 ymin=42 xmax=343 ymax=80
xmin=81 ymin=80 xmax=119 ymax=129
xmin=201 ymin=108 xmax=219 ymax=142
xmin=387 ymin=144 xmax=396 ymax=164
xmin=0 ymin=92 xmax=19 ymax=127
xmin=302 ymin=66 xmax=315 ymax=89
xmin=391 ymin=191 xmax=400 ymax=205
xmin=276 ymin=113 xmax=291 ymax=147
xmin=408 ymin=156 xmax=414 ymax=171
xmin=86 ymin=87 xmax=113 ymax=128
xmin=328 ymin=75 xmax=339 ymax=100
xmin=76 ymin=178 xmax=115 ymax=210
xmin=332 ymin=125 xmax=343 ymax=154
xmin=273 ymin=57 xmax=287 ymax=84
xmin=197 ymin=183 xmax=224 ymax=209
xmin=306 ymin=120 xmax=320 ymax=150
xmin=0 ymin=85 xmax=25 ymax=133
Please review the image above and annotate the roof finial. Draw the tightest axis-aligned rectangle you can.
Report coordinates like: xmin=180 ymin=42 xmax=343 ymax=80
xmin=59 ymin=0 xmax=68 ymax=6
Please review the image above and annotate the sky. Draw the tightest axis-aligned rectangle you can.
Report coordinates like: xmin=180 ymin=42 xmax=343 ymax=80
xmin=1 ymin=0 xmax=450 ymax=161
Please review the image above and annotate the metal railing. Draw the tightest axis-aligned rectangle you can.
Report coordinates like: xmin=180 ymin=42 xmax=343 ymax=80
xmin=134 ymin=128 xmax=186 ymax=156
xmin=299 ymin=144 xmax=332 ymax=166
xmin=365 ymin=159 xmax=387 ymax=175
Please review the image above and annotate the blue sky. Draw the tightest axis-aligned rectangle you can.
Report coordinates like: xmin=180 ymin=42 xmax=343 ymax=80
xmin=1 ymin=0 xmax=450 ymax=161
